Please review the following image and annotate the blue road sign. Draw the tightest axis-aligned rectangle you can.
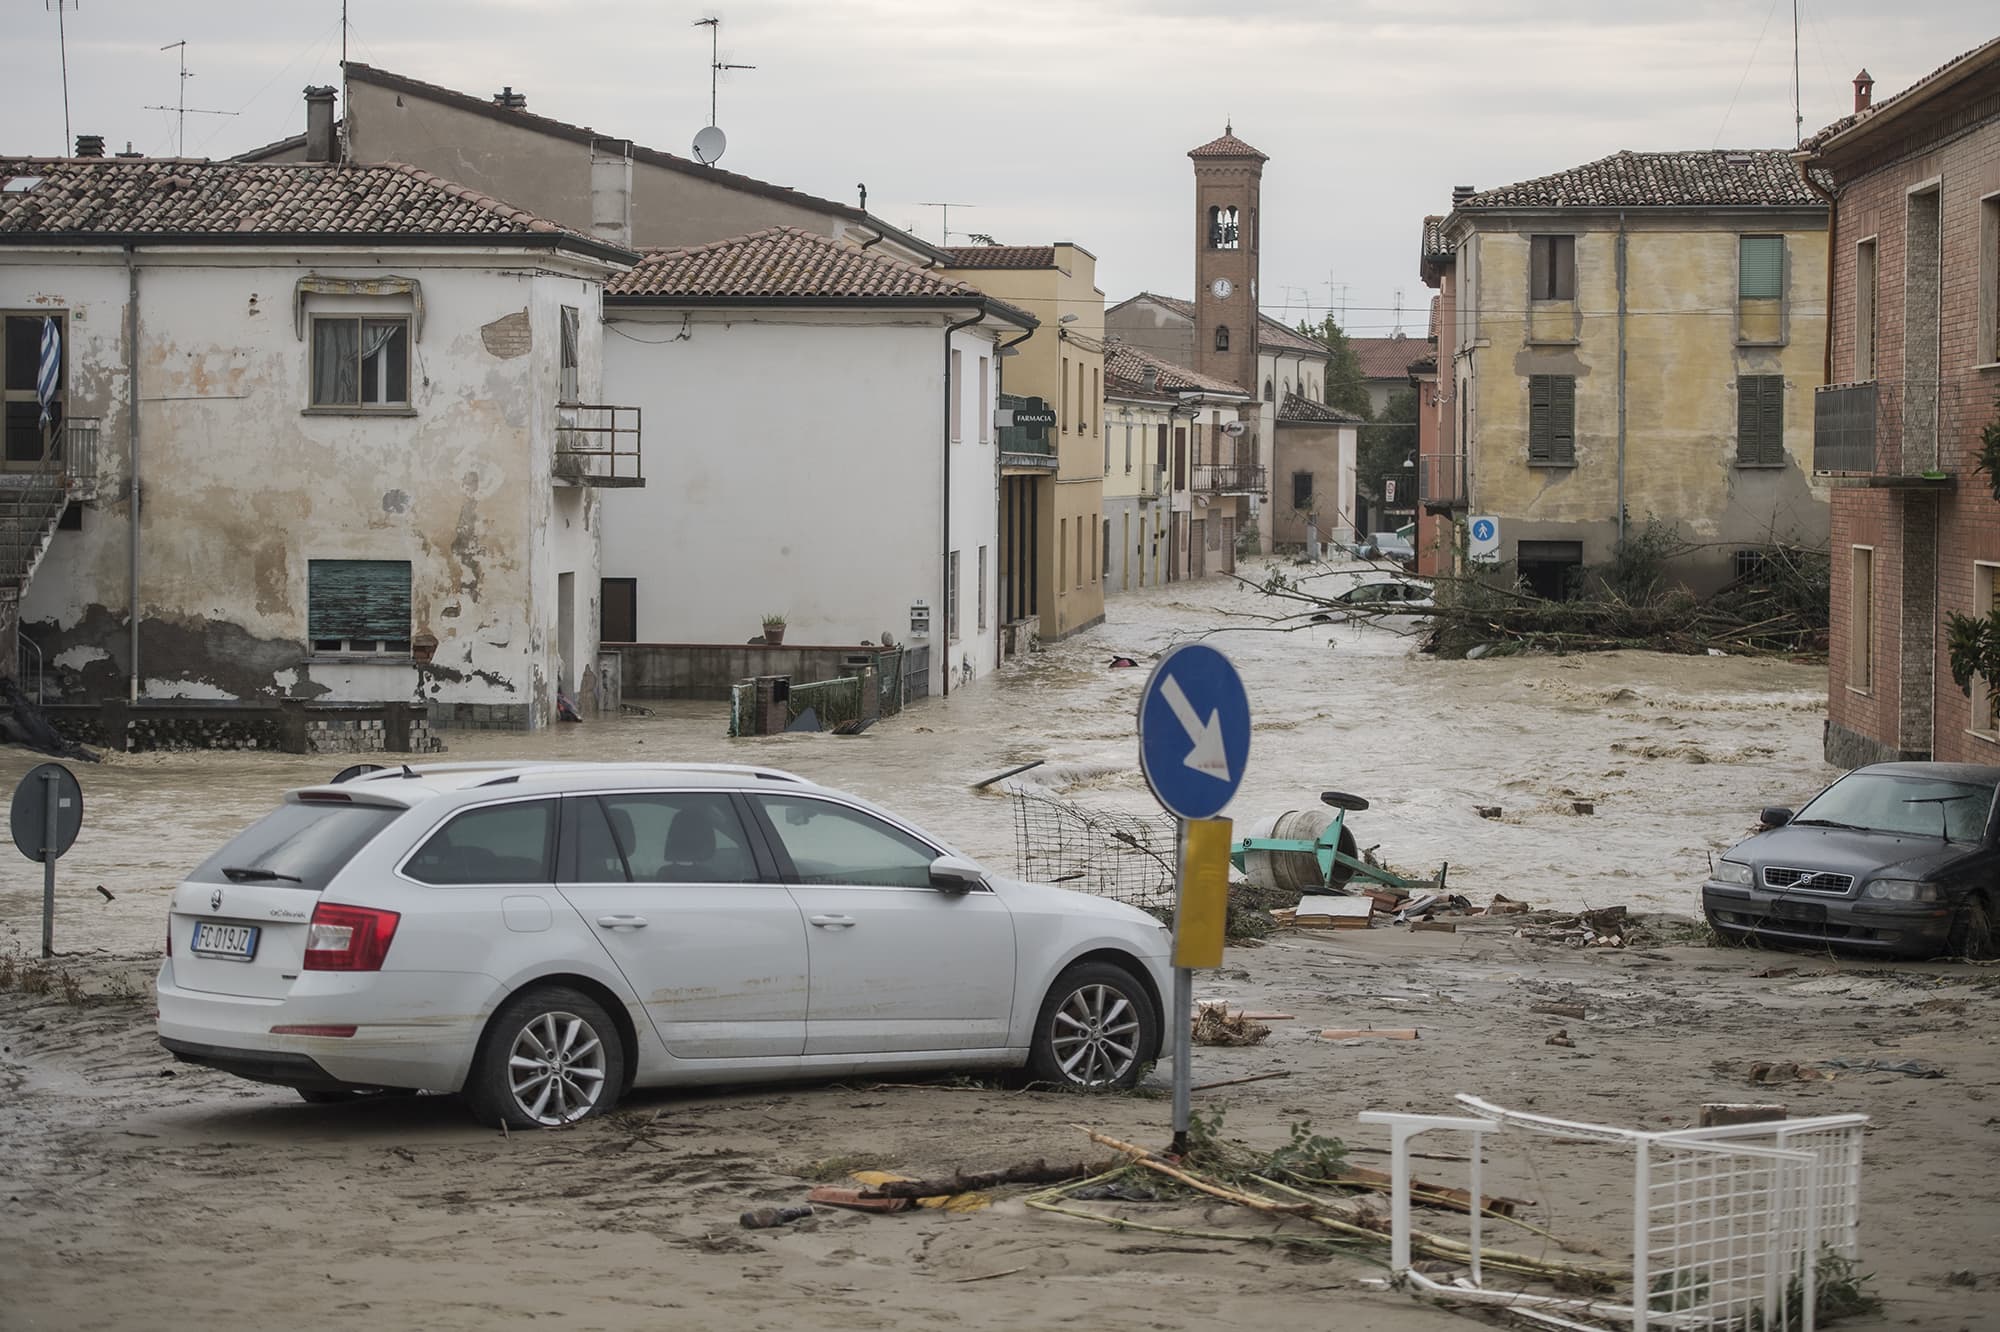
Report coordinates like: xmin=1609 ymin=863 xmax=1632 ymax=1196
xmin=1470 ymin=517 xmax=1496 ymax=543
xmin=1138 ymin=643 xmax=1251 ymax=821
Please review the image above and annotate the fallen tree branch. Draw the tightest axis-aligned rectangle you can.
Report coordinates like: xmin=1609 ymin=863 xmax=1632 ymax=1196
xmin=860 ymin=1158 xmax=1114 ymax=1199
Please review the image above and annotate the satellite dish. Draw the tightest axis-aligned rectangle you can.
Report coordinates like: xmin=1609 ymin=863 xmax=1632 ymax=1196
xmin=691 ymin=125 xmax=727 ymax=165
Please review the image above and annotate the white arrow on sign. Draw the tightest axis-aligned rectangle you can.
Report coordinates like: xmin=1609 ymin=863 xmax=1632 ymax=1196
xmin=1159 ymin=674 xmax=1231 ymax=782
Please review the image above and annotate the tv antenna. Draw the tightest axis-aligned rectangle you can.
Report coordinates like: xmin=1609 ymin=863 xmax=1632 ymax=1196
xmin=144 ymin=40 xmax=237 ymax=157
xmin=917 ymin=202 xmax=976 ymax=244
xmin=691 ymin=17 xmax=755 ymax=165
xmin=48 ymin=2 xmax=77 ymax=152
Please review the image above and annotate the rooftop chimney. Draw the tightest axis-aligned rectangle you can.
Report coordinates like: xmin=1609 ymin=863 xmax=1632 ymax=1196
xmin=1853 ymin=69 xmax=1874 ymax=113
xmin=1142 ymin=366 xmax=1160 ymax=392
xmin=114 ymin=141 xmax=143 ymax=159
xmin=493 ymin=86 xmax=528 ymax=111
xmin=1451 ymin=184 xmax=1475 ymax=206
xmin=590 ymin=137 xmax=633 ymax=250
xmin=74 ymin=134 xmax=105 ymax=159
xmin=304 ymin=85 xmax=337 ymax=163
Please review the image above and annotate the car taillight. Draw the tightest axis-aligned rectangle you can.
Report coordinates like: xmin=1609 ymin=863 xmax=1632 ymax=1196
xmin=302 ymin=902 xmax=401 ymax=971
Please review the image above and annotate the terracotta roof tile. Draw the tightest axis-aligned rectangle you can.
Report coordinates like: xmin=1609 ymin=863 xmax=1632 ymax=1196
xmin=1800 ymin=35 xmax=2000 ymax=152
xmin=0 ymin=157 xmax=621 ymax=254
xmin=1103 ymin=340 xmax=1249 ymax=398
xmin=1277 ymin=391 xmax=1363 ymax=425
xmin=941 ymin=245 xmax=1055 ymax=269
xmin=1350 ymin=334 xmax=1428 ymax=380
xmin=1129 ymin=292 xmax=1327 ymax=357
xmin=1458 ymin=149 xmax=1821 ymax=210
xmin=1188 ymin=128 xmax=1269 ymax=162
xmin=608 ymin=226 xmax=1022 ymax=310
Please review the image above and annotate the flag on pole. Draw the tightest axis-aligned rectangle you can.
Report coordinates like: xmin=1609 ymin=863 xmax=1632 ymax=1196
xmin=36 ymin=317 xmax=61 ymax=427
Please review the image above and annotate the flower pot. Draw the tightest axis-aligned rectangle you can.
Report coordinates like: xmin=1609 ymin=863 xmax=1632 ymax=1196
xmin=762 ymin=624 xmax=786 ymax=646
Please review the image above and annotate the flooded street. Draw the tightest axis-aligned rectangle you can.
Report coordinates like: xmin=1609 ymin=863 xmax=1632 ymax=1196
xmin=1 ymin=558 xmax=1836 ymax=957
xmin=10 ymin=563 xmax=1996 ymax=1332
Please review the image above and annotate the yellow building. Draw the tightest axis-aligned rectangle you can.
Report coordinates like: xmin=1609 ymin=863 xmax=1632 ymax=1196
xmin=941 ymin=244 xmax=1106 ymax=640
xmin=1436 ymin=150 xmax=1829 ymax=594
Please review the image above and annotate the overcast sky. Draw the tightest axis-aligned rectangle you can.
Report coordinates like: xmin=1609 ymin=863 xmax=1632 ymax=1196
xmin=3 ymin=2 xmax=1992 ymax=340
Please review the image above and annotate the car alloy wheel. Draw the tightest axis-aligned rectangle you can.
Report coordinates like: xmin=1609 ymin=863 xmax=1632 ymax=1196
xmin=1029 ymin=962 xmax=1158 ymax=1090
xmin=467 ymin=985 xmax=626 ymax=1130
xmin=508 ymin=1010 xmax=609 ymax=1126
xmin=1949 ymin=894 xmax=1996 ymax=961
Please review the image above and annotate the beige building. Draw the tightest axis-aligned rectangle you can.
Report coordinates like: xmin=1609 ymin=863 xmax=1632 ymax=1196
xmin=1431 ymin=150 xmax=1830 ymax=594
xmin=940 ymin=245 xmax=1106 ymax=640
xmin=1101 ymin=342 xmax=1255 ymax=589
xmin=238 ymin=65 xmax=944 ymax=267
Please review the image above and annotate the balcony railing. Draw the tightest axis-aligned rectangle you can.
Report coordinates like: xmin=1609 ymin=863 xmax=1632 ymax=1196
xmin=554 ymin=403 xmax=644 ymax=487
xmin=1193 ymin=462 xmax=1267 ymax=495
xmin=1813 ymin=378 xmax=1983 ymax=480
xmin=1416 ymin=451 xmax=1466 ymax=509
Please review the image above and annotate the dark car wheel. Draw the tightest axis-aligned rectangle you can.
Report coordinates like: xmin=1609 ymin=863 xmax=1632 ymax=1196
xmin=465 ymin=985 xmax=626 ymax=1129
xmin=1947 ymin=894 xmax=1996 ymax=961
xmin=1028 ymin=961 xmax=1158 ymax=1090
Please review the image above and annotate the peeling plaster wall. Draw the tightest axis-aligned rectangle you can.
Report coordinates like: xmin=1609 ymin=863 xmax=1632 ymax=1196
xmin=599 ymin=308 xmax=1002 ymax=696
xmin=5 ymin=248 xmax=609 ymax=726
xmin=1460 ymin=213 xmax=1830 ymax=591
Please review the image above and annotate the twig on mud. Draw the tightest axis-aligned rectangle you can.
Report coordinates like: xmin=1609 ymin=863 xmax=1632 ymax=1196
xmin=950 ymin=1267 xmax=1027 ymax=1284
xmin=1189 ymin=1070 xmax=1292 ymax=1092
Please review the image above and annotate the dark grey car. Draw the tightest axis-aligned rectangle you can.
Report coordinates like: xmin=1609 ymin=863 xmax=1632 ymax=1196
xmin=1700 ymin=762 xmax=1999 ymax=959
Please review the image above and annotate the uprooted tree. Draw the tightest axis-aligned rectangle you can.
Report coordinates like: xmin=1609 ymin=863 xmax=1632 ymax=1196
xmin=1227 ymin=521 xmax=1831 ymax=659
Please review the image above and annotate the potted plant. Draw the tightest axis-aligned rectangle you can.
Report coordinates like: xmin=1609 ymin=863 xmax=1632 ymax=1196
xmin=760 ymin=613 xmax=787 ymax=646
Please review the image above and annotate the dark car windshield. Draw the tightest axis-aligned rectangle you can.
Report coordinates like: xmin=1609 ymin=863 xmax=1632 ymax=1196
xmin=1795 ymin=772 xmax=1996 ymax=842
xmin=188 ymin=799 xmax=402 ymax=891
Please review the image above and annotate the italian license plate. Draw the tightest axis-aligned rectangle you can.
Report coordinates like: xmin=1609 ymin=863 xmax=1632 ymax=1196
xmin=1768 ymin=900 xmax=1827 ymax=924
xmin=191 ymin=921 xmax=261 ymax=961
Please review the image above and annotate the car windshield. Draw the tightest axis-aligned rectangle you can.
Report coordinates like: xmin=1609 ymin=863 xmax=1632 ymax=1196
xmin=188 ymin=798 xmax=402 ymax=891
xmin=1795 ymin=772 xmax=1996 ymax=842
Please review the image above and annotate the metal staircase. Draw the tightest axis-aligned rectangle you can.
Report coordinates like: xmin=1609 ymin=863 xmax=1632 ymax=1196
xmin=2 ymin=419 xmax=98 ymax=697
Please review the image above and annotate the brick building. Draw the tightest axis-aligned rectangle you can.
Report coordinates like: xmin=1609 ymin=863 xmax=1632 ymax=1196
xmin=1800 ymin=38 xmax=2000 ymax=766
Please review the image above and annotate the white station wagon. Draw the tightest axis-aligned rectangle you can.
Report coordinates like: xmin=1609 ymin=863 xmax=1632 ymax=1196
xmin=158 ymin=762 xmax=1173 ymax=1128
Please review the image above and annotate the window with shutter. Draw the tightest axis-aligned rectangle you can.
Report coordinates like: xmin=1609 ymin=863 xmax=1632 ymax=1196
xmin=1739 ymin=236 xmax=1783 ymax=300
xmin=1528 ymin=374 xmax=1575 ymax=465
xmin=308 ymin=559 xmax=412 ymax=654
xmin=1735 ymin=375 xmax=1785 ymax=465
xmin=1530 ymin=235 xmax=1575 ymax=301
xmin=1292 ymin=470 xmax=1313 ymax=510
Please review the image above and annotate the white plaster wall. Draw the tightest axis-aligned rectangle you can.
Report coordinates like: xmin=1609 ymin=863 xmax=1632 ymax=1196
xmin=5 ymin=247 xmax=611 ymax=724
xmin=600 ymin=308 xmax=1003 ymax=696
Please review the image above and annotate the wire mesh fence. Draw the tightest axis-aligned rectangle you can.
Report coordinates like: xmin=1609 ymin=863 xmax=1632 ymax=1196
xmin=1010 ymin=789 xmax=1181 ymax=912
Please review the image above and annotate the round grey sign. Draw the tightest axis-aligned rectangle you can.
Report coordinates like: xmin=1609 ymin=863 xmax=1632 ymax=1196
xmin=11 ymin=762 xmax=83 ymax=862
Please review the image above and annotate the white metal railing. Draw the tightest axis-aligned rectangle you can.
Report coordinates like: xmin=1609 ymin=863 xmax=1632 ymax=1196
xmin=1358 ymin=1095 xmax=1867 ymax=1332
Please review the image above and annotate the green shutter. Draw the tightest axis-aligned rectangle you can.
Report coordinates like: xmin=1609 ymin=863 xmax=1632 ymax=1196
xmin=309 ymin=560 xmax=411 ymax=643
xmin=1736 ymin=378 xmax=1758 ymax=461
xmin=1550 ymin=375 xmax=1575 ymax=463
xmin=1736 ymin=376 xmax=1786 ymax=464
xmin=1529 ymin=375 xmax=1553 ymax=461
xmin=1739 ymin=236 xmax=1783 ymax=299
xmin=1758 ymin=377 xmax=1785 ymax=464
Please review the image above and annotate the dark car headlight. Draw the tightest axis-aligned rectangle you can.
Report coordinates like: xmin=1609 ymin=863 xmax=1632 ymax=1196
xmin=1861 ymin=879 xmax=1940 ymax=903
xmin=1712 ymin=860 xmax=1754 ymax=887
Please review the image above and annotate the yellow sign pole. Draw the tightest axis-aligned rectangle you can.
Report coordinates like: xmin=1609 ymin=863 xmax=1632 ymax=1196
xmin=1170 ymin=816 xmax=1231 ymax=1152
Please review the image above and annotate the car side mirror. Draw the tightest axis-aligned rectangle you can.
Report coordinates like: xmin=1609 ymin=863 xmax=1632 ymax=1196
xmin=1759 ymin=806 xmax=1794 ymax=829
xmin=929 ymin=854 xmax=987 ymax=894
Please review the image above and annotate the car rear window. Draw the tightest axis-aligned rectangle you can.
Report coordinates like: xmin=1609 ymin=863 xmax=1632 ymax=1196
xmin=188 ymin=799 xmax=403 ymax=892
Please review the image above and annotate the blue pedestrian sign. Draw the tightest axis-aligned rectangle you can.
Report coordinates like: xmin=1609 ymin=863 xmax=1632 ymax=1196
xmin=1138 ymin=644 xmax=1251 ymax=821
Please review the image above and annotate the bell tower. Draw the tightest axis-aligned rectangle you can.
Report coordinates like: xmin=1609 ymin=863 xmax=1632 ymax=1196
xmin=1190 ymin=124 xmax=1266 ymax=395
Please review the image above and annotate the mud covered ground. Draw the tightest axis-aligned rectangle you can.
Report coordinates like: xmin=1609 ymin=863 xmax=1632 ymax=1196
xmin=2 ymin=561 xmax=1992 ymax=1329
xmin=3 ymin=928 xmax=1997 ymax=1330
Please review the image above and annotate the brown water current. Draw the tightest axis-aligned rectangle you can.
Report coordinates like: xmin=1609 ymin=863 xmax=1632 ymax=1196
xmin=0 ymin=559 xmax=1839 ymax=958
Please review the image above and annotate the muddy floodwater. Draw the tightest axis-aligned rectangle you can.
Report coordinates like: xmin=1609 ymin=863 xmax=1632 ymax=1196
xmin=0 ymin=559 xmax=1838 ymax=955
